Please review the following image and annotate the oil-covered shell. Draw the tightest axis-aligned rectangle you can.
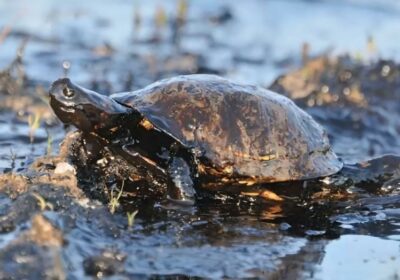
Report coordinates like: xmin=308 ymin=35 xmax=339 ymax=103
xmin=112 ymin=74 xmax=342 ymax=183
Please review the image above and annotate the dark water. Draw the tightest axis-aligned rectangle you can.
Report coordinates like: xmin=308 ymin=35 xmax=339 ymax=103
xmin=0 ymin=0 xmax=400 ymax=279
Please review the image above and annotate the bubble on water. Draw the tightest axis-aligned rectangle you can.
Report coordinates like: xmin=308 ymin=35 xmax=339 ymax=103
xmin=279 ymin=223 xmax=291 ymax=231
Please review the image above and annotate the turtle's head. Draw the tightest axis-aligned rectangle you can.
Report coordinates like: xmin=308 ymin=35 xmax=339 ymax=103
xmin=49 ymin=78 xmax=131 ymax=135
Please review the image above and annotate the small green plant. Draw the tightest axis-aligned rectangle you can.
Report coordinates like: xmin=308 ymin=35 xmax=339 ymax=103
xmin=28 ymin=112 xmax=41 ymax=143
xmin=36 ymin=85 xmax=51 ymax=105
xmin=301 ymin=42 xmax=310 ymax=65
xmin=354 ymin=51 xmax=363 ymax=62
xmin=367 ymin=35 xmax=377 ymax=55
xmin=31 ymin=193 xmax=53 ymax=211
xmin=177 ymin=0 xmax=188 ymax=24
xmin=133 ymin=2 xmax=142 ymax=38
xmin=127 ymin=210 xmax=139 ymax=228
xmin=8 ymin=148 xmax=16 ymax=169
xmin=155 ymin=5 xmax=167 ymax=29
xmin=108 ymin=181 xmax=125 ymax=214
xmin=46 ymin=129 xmax=53 ymax=155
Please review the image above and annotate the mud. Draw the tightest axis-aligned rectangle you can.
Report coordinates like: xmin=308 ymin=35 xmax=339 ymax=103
xmin=270 ymin=56 xmax=400 ymax=163
xmin=0 ymin=1 xmax=400 ymax=279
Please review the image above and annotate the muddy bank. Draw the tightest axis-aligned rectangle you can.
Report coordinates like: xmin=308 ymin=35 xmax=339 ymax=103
xmin=270 ymin=56 xmax=400 ymax=163
xmin=0 ymin=130 xmax=399 ymax=278
xmin=0 ymin=48 xmax=400 ymax=279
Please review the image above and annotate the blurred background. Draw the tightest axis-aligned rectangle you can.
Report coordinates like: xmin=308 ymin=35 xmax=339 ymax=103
xmin=1 ymin=0 xmax=400 ymax=87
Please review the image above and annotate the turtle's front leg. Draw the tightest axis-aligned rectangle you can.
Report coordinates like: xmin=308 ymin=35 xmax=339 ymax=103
xmin=167 ymin=157 xmax=196 ymax=205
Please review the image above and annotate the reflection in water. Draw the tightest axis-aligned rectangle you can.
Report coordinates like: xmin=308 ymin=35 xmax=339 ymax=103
xmin=317 ymin=235 xmax=400 ymax=279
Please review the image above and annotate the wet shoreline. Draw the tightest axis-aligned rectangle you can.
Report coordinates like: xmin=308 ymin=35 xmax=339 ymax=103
xmin=0 ymin=1 xmax=400 ymax=279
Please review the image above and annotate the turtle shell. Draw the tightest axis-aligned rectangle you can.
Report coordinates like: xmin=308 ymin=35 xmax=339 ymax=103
xmin=111 ymin=74 xmax=342 ymax=183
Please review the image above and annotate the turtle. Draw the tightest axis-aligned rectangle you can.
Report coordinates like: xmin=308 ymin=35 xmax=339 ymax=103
xmin=49 ymin=74 xmax=346 ymax=204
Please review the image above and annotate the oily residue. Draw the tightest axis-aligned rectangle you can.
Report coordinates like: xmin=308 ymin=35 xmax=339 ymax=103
xmin=270 ymin=56 xmax=400 ymax=163
xmin=116 ymin=74 xmax=342 ymax=184
xmin=0 ymin=1 xmax=400 ymax=279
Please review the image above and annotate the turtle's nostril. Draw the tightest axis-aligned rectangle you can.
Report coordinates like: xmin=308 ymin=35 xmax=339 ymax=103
xmin=63 ymin=87 xmax=75 ymax=98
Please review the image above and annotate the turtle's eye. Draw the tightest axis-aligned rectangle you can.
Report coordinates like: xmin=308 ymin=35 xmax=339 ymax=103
xmin=63 ymin=87 xmax=75 ymax=99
